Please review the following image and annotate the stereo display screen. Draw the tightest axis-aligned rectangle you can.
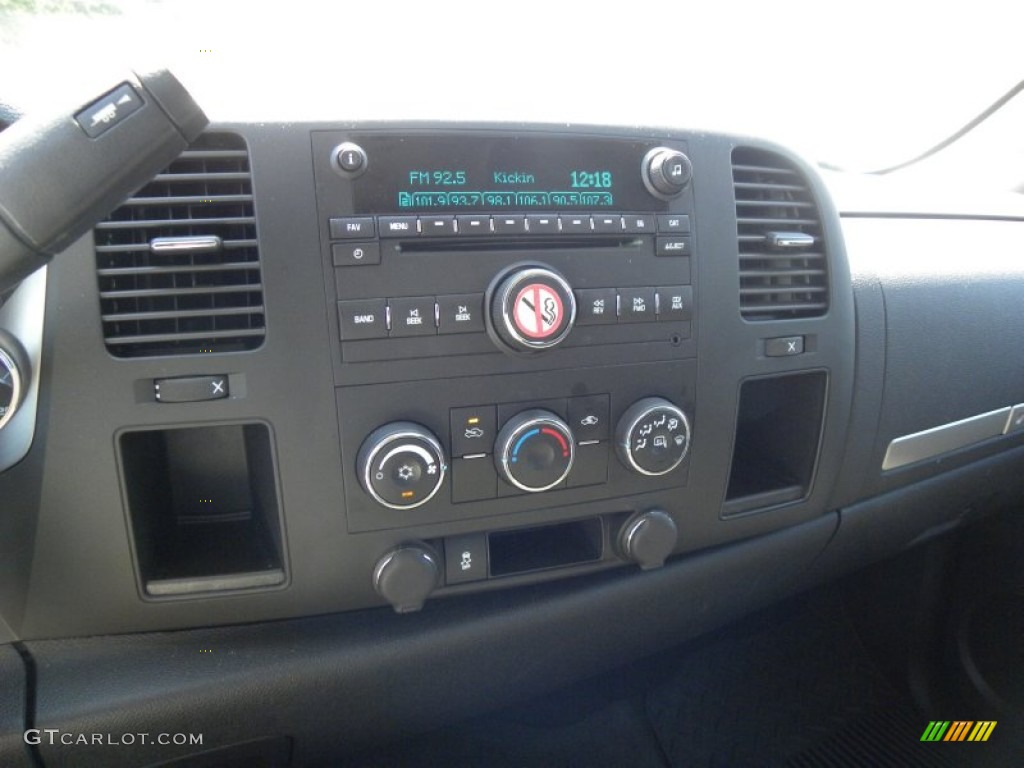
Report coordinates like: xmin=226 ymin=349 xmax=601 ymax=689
xmin=350 ymin=133 xmax=668 ymax=213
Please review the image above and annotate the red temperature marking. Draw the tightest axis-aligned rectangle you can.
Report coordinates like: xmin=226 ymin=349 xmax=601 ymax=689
xmin=541 ymin=427 xmax=569 ymax=457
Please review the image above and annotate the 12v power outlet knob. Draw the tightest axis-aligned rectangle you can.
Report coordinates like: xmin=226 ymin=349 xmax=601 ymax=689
xmin=488 ymin=265 xmax=576 ymax=353
xmin=495 ymin=409 xmax=576 ymax=492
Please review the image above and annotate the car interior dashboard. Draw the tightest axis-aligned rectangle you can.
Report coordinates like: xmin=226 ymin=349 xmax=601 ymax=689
xmin=0 ymin=69 xmax=1023 ymax=767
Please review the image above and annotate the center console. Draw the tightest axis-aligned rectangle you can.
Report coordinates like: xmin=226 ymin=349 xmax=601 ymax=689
xmin=313 ymin=130 xmax=701 ymax=609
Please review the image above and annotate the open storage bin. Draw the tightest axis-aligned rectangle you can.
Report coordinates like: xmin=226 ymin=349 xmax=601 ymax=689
xmin=119 ymin=422 xmax=286 ymax=597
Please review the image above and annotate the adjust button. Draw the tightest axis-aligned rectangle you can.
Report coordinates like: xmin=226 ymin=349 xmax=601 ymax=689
xmin=437 ymin=293 xmax=485 ymax=334
xmin=338 ymin=299 xmax=388 ymax=340
xmin=656 ymin=235 xmax=691 ymax=257
xmin=329 ymin=216 xmax=376 ymax=239
xmin=389 ymin=297 xmax=436 ymax=337
xmin=618 ymin=287 xmax=656 ymax=323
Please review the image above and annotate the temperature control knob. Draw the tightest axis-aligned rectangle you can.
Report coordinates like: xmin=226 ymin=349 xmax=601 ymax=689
xmin=642 ymin=147 xmax=693 ymax=198
xmin=615 ymin=397 xmax=691 ymax=476
xmin=357 ymin=422 xmax=447 ymax=510
xmin=489 ymin=265 xmax=576 ymax=353
xmin=495 ymin=409 xmax=575 ymax=492
xmin=0 ymin=341 xmax=25 ymax=433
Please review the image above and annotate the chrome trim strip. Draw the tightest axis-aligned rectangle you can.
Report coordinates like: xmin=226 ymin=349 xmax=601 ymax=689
xmin=882 ymin=407 xmax=1012 ymax=471
xmin=150 ymin=235 xmax=223 ymax=254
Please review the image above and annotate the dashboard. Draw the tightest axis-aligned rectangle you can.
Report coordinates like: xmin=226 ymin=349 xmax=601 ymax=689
xmin=1 ymin=104 xmax=1023 ymax=766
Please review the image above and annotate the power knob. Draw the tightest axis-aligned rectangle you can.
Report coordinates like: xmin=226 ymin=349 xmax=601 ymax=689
xmin=357 ymin=422 xmax=447 ymax=510
xmin=619 ymin=509 xmax=678 ymax=570
xmin=487 ymin=265 xmax=576 ymax=354
xmin=373 ymin=543 xmax=441 ymax=613
xmin=642 ymin=147 xmax=693 ymax=199
xmin=495 ymin=410 xmax=576 ymax=492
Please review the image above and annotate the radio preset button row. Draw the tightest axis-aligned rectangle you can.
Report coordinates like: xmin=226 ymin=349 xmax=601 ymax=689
xmin=324 ymin=212 xmax=683 ymax=239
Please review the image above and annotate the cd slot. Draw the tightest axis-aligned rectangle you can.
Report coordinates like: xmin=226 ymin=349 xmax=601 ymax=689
xmin=397 ymin=236 xmax=642 ymax=253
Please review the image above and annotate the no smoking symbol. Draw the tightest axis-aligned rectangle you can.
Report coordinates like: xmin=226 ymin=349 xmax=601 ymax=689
xmin=514 ymin=284 xmax=563 ymax=339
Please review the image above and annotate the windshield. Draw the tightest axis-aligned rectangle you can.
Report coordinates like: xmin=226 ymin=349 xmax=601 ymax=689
xmin=1 ymin=0 xmax=1020 ymax=171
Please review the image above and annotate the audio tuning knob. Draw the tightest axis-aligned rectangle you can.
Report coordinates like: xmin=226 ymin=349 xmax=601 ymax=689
xmin=495 ymin=409 xmax=576 ymax=492
xmin=357 ymin=422 xmax=447 ymax=510
xmin=642 ymin=147 xmax=693 ymax=199
xmin=615 ymin=397 xmax=691 ymax=476
xmin=373 ymin=543 xmax=441 ymax=613
xmin=487 ymin=264 xmax=576 ymax=354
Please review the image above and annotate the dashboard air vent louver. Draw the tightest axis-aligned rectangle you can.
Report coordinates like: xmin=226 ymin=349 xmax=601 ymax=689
xmin=94 ymin=133 xmax=265 ymax=357
xmin=733 ymin=147 xmax=828 ymax=320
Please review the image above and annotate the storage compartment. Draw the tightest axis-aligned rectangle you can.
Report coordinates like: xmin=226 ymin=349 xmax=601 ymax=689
xmin=488 ymin=518 xmax=603 ymax=577
xmin=119 ymin=423 xmax=286 ymax=596
xmin=724 ymin=371 xmax=827 ymax=516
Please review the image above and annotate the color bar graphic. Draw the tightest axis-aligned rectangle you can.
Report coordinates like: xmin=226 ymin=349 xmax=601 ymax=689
xmin=920 ymin=720 xmax=996 ymax=742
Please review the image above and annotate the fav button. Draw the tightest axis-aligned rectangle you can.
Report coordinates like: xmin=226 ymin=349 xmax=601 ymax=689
xmin=329 ymin=216 xmax=376 ymax=239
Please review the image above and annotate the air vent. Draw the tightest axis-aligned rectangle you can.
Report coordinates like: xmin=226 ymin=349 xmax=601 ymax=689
xmin=733 ymin=147 xmax=828 ymax=320
xmin=94 ymin=133 xmax=265 ymax=357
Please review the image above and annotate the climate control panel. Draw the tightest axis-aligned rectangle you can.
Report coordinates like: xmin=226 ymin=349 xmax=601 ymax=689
xmin=336 ymin=360 xmax=695 ymax=533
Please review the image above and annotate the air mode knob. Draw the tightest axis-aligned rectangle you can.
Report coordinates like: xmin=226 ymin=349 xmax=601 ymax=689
xmin=357 ymin=422 xmax=447 ymax=510
xmin=495 ymin=409 xmax=576 ymax=492
xmin=488 ymin=265 xmax=576 ymax=353
xmin=615 ymin=397 xmax=691 ymax=476
xmin=642 ymin=147 xmax=693 ymax=198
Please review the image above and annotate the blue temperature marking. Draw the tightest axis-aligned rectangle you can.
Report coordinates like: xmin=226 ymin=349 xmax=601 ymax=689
xmin=510 ymin=428 xmax=540 ymax=463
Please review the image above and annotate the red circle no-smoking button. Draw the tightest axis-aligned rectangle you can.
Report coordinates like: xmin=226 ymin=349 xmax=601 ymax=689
xmin=513 ymin=283 xmax=565 ymax=339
